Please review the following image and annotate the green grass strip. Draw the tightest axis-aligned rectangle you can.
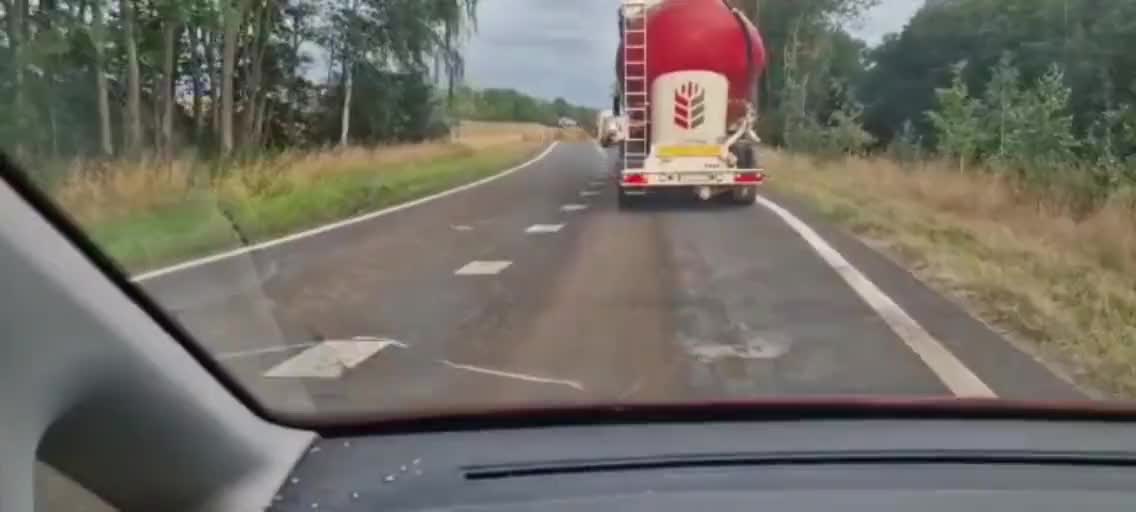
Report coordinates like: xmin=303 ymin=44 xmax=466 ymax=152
xmin=85 ymin=143 xmax=546 ymax=274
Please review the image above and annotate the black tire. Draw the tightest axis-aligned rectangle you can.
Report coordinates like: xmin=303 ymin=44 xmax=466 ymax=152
xmin=731 ymin=186 xmax=758 ymax=205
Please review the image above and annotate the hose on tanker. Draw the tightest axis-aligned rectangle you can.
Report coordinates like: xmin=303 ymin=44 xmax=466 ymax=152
xmin=722 ymin=0 xmax=759 ymax=108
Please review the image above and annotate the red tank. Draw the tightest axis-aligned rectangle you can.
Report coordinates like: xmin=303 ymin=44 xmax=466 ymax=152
xmin=617 ymin=0 xmax=767 ymax=125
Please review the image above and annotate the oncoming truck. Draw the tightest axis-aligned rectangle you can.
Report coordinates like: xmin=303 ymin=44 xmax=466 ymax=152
xmin=604 ymin=0 xmax=768 ymax=207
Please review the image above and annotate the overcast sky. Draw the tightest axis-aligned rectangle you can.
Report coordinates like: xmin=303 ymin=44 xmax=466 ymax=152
xmin=462 ymin=0 xmax=923 ymax=108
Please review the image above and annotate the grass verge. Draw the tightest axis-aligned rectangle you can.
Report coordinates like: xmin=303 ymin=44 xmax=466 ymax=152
xmin=60 ymin=138 xmax=549 ymax=274
xmin=767 ymin=151 xmax=1136 ymax=399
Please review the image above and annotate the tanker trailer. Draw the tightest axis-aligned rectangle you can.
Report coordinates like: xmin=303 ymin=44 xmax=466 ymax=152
xmin=610 ymin=0 xmax=767 ymax=207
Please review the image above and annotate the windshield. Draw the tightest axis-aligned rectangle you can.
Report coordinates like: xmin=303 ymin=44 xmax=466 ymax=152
xmin=2 ymin=0 xmax=1132 ymax=420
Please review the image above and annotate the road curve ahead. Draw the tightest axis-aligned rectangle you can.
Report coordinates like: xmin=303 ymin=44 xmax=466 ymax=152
xmin=137 ymin=141 xmax=1084 ymax=416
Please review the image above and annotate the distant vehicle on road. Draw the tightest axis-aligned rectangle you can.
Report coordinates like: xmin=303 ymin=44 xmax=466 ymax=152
xmin=597 ymin=109 xmax=624 ymax=147
xmin=610 ymin=0 xmax=768 ymax=208
xmin=558 ymin=117 xmax=578 ymax=129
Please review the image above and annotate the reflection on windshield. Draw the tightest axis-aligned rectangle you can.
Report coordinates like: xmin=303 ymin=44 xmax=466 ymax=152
xmin=2 ymin=0 xmax=1133 ymax=418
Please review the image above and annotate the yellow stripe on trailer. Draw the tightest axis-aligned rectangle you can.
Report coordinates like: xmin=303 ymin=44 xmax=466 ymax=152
xmin=656 ymin=145 xmax=722 ymax=158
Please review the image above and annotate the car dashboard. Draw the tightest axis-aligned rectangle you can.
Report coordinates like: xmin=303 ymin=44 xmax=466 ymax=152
xmin=271 ymin=418 xmax=1136 ymax=511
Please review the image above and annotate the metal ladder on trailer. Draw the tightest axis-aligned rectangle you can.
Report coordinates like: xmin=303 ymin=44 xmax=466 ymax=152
xmin=621 ymin=0 xmax=649 ymax=171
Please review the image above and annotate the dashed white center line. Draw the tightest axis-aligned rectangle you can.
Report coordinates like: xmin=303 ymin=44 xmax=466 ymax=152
xmin=525 ymin=224 xmax=565 ymax=234
xmin=561 ymin=204 xmax=589 ymax=212
xmin=454 ymin=260 xmax=512 ymax=276
xmin=580 ymin=190 xmax=601 ymax=197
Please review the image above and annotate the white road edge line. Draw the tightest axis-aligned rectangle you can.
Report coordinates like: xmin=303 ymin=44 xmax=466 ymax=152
xmin=754 ymin=195 xmax=997 ymax=398
xmin=133 ymin=142 xmax=561 ymax=282
xmin=441 ymin=360 xmax=585 ymax=391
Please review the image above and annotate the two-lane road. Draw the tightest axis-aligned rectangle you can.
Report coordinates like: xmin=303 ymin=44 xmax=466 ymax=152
xmin=135 ymin=141 xmax=1084 ymax=416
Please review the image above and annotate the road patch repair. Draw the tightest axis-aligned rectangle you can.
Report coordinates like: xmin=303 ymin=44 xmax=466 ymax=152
xmin=264 ymin=337 xmax=407 ymax=379
xmin=686 ymin=334 xmax=792 ymax=363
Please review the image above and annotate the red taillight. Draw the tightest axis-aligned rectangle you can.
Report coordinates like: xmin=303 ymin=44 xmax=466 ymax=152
xmin=735 ymin=172 xmax=765 ymax=184
xmin=622 ymin=173 xmax=647 ymax=186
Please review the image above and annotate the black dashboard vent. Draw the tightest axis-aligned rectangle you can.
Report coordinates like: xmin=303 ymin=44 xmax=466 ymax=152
xmin=464 ymin=451 xmax=1136 ymax=480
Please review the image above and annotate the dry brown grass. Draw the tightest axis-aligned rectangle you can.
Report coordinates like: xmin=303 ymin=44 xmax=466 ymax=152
xmin=54 ymin=157 xmax=198 ymax=224
xmin=213 ymin=142 xmax=477 ymax=202
xmin=769 ymin=151 xmax=1136 ymax=398
xmin=54 ymin=121 xmax=552 ymax=225
xmin=555 ymin=127 xmax=594 ymax=142
xmin=455 ymin=120 xmax=554 ymax=148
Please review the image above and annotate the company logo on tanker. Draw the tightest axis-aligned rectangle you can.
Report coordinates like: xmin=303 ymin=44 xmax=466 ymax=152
xmin=673 ymin=82 xmax=706 ymax=130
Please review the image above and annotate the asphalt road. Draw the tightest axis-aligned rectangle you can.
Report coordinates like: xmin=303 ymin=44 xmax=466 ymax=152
xmin=135 ymin=141 xmax=1084 ymax=417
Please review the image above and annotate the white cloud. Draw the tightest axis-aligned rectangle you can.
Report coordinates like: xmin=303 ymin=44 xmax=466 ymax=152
xmin=847 ymin=0 xmax=924 ymax=45
xmin=463 ymin=0 xmax=619 ymax=108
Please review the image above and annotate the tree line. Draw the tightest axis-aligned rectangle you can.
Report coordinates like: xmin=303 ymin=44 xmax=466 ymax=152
xmin=862 ymin=0 xmax=1136 ymax=200
xmin=454 ymin=86 xmax=597 ymax=131
xmin=0 ymin=0 xmax=505 ymax=164
xmin=738 ymin=0 xmax=1136 ymax=200
xmin=735 ymin=0 xmax=877 ymax=154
